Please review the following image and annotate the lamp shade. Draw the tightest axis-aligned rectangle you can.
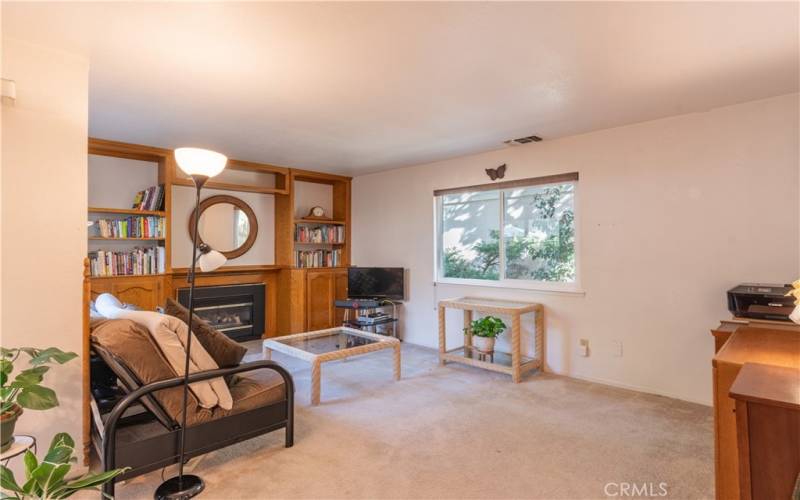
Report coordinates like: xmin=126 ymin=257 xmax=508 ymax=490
xmin=175 ymin=148 xmax=227 ymax=178
xmin=197 ymin=248 xmax=227 ymax=272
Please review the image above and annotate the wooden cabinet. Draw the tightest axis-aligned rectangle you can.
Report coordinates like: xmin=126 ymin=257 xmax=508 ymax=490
xmin=306 ymin=270 xmax=335 ymax=330
xmin=730 ymin=363 xmax=800 ymax=500
xmin=305 ymin=269 xmax=348 ymax=330
xmin=334 ymin=270 xmax=348 ymax=325
xmin=90 ymin=275 xmax=165 ymax=311
xmin=711 ymin=327 xmax=800 ymax=500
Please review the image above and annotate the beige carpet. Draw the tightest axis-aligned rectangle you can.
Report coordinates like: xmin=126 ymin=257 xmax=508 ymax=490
xmin=117 ymin=342 xmax=713 ymax=499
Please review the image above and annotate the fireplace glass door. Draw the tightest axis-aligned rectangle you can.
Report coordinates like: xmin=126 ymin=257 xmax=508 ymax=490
xmin=177 ymin=283 xmax=265 ymax=342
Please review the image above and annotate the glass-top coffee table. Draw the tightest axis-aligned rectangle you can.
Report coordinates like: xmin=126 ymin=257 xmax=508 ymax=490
xmin=263 ymin=327 xmax=401 ymax=405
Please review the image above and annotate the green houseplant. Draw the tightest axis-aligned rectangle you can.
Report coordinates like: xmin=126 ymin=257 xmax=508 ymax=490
xmin=1 ymin=348 xmax=78 ymax=452
xmin=0 ymin=432 xmax=128 ymax=499
xmin=464 ymin=316 xmax=507 ymax=353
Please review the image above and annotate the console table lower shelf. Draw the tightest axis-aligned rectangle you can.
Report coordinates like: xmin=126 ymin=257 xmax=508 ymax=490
xmin=441 ymin=347 xmax=541 ymax=378
xmin=438 ymin=297 xmax=545 ymax=382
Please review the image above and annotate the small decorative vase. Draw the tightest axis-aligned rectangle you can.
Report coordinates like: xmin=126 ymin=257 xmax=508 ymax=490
xmin=0 ymin=404 xmax=23 ymax=452
xmin=473 ymin=336 xmax=495 ymax=354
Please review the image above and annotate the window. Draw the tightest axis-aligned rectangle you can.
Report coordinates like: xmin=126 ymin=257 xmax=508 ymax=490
xmin=435 ymin=173 xmax=578 ymax=289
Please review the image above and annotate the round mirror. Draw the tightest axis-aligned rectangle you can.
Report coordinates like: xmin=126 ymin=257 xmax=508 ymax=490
xmin=189 ymin=195 xmax=258 ymax=259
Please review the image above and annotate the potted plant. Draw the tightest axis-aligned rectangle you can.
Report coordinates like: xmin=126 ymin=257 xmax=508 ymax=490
xmin=1 ymin=347 xmax=77 ymax=452
xmin=465 ymin=316 xmax=507 ymax=353
xmin=1 ymin=432 xmax=128 ymax=498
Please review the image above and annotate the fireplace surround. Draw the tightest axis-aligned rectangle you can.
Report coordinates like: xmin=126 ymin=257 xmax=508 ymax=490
xmin=177 ymin=283 xmax=265 ymax=342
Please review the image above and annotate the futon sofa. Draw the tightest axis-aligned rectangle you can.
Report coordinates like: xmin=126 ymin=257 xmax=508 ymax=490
xmin=89 ymin=305 xmax=294 ymax=497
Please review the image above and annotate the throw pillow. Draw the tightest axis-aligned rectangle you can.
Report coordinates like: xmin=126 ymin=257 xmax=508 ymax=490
xmin=164 ymin=297 xmax=247 ymax=368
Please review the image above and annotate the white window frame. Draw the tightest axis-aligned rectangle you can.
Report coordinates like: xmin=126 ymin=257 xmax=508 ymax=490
xmin=434 ymin=178 xmax=582 ymax=294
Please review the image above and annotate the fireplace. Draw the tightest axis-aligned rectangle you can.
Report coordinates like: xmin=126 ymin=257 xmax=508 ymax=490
xmin=177 ymin=283 xmax=265 ymax=342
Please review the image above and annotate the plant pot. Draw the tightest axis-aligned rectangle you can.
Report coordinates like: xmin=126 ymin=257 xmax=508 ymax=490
xmin=472 ymin=336 xmax=496 ymax=353
xmin=1 ymin=404 xmax=23 ymax=452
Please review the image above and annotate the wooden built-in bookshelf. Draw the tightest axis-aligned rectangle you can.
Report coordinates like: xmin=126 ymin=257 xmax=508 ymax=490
xmin=89 ymin=207 xmax=166 ymax=216
xmin=83 ymin=137 xmax=353 ymax=464
xmin=86 ymin=137 xmax=352 ymax=324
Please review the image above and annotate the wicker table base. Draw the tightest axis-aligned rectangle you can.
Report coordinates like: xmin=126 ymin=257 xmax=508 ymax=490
xmin=263 ymin=327 xmax=401 ymax=405
xmin=438 ymin=297 xmax=544 ymax=382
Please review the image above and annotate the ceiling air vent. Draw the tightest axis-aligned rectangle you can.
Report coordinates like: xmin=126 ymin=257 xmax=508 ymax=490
xmin=504 ymin=135 xmax=542 ymax=145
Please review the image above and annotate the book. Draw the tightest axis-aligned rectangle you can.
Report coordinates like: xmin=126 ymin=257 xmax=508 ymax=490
xmin=131 ymin=184 xmax=165 ymax=211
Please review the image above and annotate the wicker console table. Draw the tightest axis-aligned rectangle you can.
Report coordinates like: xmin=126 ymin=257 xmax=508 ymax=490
xmin=438 ymin=297 xmax=544 ymax=382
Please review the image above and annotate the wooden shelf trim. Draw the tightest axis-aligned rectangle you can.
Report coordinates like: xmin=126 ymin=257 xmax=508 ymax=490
xmin=294 ymin=241 xmax=346 ymax=245
xmin=88 ymin=207 xmax=166 ymax=216
xmin=170 ymin=264 xmax=287 ymax=276
xmin=294 ymin=218 xmax=346 ymax=225
xmin=89 ymin=138 xmax=171 ymax=161
xmin=294 ymin=266 xmax=349 ymax=270
xmin=88 ymin=237 xmax=165 ymax=241
xmin=89 ymin=273 xmax=167 ymax=280
xmin=172 ymin=177 xmax=289 ymax=195
xmin=292 ymin=168 xmax=352 ymax=184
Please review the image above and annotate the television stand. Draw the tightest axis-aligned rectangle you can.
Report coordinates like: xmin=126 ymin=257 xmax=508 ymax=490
xmin=335 ymin=298 xmax=399 ymax=338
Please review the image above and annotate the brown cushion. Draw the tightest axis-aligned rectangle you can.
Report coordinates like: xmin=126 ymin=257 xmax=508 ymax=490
xmin=91 ymin=319 xmax=199 ymax=425
xmin=164 ymin=298 xmax=247 ymax=368
xmin=229 ymin=369 xmax=286 ymax=413
xmin=185 ymin=369 xmax=287 ymax=426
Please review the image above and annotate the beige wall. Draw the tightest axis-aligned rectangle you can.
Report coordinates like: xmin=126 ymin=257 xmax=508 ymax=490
xmin=88 ymin=154 xmax=159 ymax=209
xmin=294 ymin=181 xmax=332 ymax=219
xmin=352 ymin=93 xmax=800 ymax=405
xmin=1 ymin=38 xmax=89 ymax=456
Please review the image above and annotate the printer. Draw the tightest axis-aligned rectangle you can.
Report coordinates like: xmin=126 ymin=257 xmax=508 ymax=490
xmin=727 ymin=283 xmax=795 ymax=322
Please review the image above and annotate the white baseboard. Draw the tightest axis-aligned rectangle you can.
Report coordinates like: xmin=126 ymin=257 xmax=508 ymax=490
xmin=403 ymin=341 xmax=712 ymax=407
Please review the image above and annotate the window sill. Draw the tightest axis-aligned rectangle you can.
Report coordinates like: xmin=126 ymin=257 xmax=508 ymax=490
xmin=435 ymin=278 xmax=586 ymax=297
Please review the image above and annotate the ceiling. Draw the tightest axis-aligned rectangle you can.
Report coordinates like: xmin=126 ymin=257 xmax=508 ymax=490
xmin=3 ymin=2 xmax=798 ymax=175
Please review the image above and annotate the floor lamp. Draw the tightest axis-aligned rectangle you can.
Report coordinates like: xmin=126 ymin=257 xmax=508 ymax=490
xmin=156 ymin=148 xmax=228 ymax=500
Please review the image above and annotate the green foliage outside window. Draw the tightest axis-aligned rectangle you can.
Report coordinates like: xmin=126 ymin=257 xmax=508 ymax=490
xmin=442 ymin=184 xmax=575 ymax=282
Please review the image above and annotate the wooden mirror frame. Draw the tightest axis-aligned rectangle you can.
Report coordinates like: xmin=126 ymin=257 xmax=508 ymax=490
xmin=188 ymin=195 xmax=258 ymax=259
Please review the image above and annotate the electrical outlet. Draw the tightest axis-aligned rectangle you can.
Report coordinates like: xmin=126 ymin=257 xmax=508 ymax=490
xmin=579 ymin=338 xmax=589 ymax=357
xmin=612 ymin=340 xmax=623 ymax=357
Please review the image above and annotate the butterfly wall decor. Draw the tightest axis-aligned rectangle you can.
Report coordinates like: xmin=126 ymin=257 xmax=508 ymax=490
xmin=485 ymin=164 xmax=506 ymax=181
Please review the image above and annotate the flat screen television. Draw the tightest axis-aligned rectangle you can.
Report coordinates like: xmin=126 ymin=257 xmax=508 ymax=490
xmin=348 ymin=267 xmax=404 ymax=301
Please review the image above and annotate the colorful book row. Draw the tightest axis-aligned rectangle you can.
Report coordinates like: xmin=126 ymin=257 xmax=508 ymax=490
xmin=88 ymin=247 xmax=166 ymax=277
xmin=295 ymin=225 xmax=345 ymax=244
xmin=91 ymin=216 xmax=165 ymax=239
xmin=295 ymin=249 xmax=343 ymax=268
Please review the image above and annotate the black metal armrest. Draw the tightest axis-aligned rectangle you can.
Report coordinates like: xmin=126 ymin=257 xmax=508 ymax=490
xmin=102 ymin=360 xmax=294 ymax=473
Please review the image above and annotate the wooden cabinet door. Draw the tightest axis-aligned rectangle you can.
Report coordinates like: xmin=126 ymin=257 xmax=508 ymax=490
xmin=90 ymin=276 xmax=162 ymax=311
xmin=334 ymin=270 xmax=348 ymax=326
xmin=306 ymin=270 xmax=335 ymax=330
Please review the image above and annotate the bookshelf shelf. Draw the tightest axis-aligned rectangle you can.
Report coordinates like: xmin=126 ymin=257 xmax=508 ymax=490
xmin=296 ymin=265 xmax=348 ymax=270
xmin=294 ymin=241 xmax=345 ymax=245
xmin=295 ymin=218 xmax=346 ymax=225
xmin=88 ymin=207 xmax=166 ymax=216
xmin=172 ymin=178 xmax=289 ymax=195
xmin=88 ymin=237 xmax=165 ymax=241
xmin=89 ymin=273 xmax=167 ymax=280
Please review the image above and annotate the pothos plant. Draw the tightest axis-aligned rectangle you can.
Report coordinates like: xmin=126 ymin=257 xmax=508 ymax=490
xmin=0 ymin=432 xmax=128 ymax=499
xmin=465 ymin=316 xmax=507 ymax=338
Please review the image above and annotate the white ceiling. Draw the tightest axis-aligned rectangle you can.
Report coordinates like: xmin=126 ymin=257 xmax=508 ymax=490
xmin=3 ymin=2 xmax=798 ymax=175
